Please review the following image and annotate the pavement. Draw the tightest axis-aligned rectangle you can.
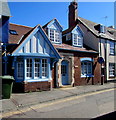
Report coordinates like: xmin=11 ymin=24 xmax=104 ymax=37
xmin=1 ymin=82 xmax=116 ymax=114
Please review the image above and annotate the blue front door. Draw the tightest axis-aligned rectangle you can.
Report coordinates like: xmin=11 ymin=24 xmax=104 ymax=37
xmin=61 ymin=60 xmax=69 ymax=85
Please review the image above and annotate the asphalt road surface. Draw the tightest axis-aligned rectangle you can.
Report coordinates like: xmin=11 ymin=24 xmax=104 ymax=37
xmin=2 ymin=88 xmax=115 ymax=119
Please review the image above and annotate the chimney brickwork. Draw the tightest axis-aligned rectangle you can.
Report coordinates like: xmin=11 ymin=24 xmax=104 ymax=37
xmin=68 ymin=1 xmax=78 ymax=28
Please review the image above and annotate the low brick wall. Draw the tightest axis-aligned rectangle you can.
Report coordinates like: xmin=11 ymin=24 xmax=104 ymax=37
xmin=13 ymin=81 xmax=51 ymax=93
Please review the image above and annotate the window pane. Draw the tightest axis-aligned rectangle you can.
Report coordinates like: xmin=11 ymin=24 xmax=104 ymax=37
xmin=34 ymin=58 xmax=40 ymax=78
xmin=26 ymin=58 xmax=32 ymax=78
xmin=17 ymin=59 xmax=23 ymax=79
xmin=81 ymin=61 xmax=92 ymax=75
xmin=110 ymin=41 xmax=115 ymax=55
xmin=73 ymin=34 xmax=82 ymax=46
xmin=50 ymin=29 xmax=54 ymax=41
xmin=42 ymin=59 xmax=48 ymax=77
xmin=74 ymin=34 xmax=78 ymax=45
xmin=55 ymin=30 xmax=60 ymax=42
xmin=109 ymin=63 xmax=115 ymax=76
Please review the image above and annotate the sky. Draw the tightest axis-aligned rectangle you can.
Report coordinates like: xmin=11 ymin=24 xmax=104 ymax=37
xmin=8 ymin=2 xmax=114 ymax=30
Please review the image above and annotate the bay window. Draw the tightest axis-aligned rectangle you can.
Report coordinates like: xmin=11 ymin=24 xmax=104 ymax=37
xmin=25 ymin=58 xmax=49 ymax=80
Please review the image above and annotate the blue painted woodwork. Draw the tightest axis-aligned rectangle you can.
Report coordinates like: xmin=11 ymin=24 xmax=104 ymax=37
xmin=80 ymin=58 xmax=93 ymax=62
xmin=72 ymin=26 xmax=83 ymax=47
xmin=11 ymin=25 xmax=61 ymax=83
xmin=2 ymin=16 xmax=9 ymax=43
xmin=61 ymin=60 xmax=69 ymax=85
xmin=46 ymin=19 xmax=63 ymax=44
xmin=71 ymin=26 xmax=84 ymax=36
xmin=12 ymin=25 xmax=61 ymax=59
xmin=47 ymin=19 xmax=63 ymax=31
xmin=80 ymin=57 xmax=93 ymax=78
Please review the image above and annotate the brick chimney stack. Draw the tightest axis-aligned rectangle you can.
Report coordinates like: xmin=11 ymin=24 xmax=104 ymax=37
xmin=68 ymin=0 xmax=78 ymax=28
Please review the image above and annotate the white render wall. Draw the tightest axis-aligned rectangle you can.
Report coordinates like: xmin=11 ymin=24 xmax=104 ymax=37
xmin=99 ymin=39 xmax=116 ymax=81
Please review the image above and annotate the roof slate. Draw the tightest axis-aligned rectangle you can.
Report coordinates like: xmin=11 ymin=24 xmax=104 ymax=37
xmin=9 ymin=23 xmax=33 ymax=44
xmin=53 ymin=43 xmax=98 ymax=53
xmin=78 ymin=17 xmax=116 ymax=41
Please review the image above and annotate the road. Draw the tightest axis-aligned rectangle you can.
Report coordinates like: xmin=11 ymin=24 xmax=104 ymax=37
xmin=2 ymin=88 xmax=115 ymax=119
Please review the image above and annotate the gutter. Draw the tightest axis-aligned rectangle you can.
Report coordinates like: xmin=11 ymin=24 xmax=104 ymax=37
xmin=56 ymin=48 xmax=98 ymax=54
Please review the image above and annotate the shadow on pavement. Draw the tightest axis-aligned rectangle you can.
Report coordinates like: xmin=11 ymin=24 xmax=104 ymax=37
xmin=91 ymin=111 xmax=116 ymax=120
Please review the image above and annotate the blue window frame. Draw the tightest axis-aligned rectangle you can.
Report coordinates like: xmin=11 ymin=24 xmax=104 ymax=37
xmin=81 ymin=61 xmax=93 ymax=77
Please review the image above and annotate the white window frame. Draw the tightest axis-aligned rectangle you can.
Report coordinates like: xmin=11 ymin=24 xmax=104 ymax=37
xmin=26 ymin=58 xmax=32 ymax=78
xmin=17 ymin=59 xmax=23 ymax=79
xmin=42 ymin=59 xmax=48 ymax=78
xmin=73 ymin=33 xmax=83 ymax=47
xmin=34 ymin=58 xmax=40 ymax=78
xmin=110 ymin=41 xmax=115 ymax=55
xmin=109 ymin=63 xmax=115 ymax=77
xmin=25 ymin=58 xmax=49 ymax=80
xmin=81 ymin=61 xmax=92 ymax=76
xmin=49 ymin=28 xmax=61 ymax=43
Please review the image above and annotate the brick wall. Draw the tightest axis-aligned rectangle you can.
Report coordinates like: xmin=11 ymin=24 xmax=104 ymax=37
xmin=13 ymin=81 xmax=50 ymax=93
xmin=52 ymin=50 xmax=101 ymax=87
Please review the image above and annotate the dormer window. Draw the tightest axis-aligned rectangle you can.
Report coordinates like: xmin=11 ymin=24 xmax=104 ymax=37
xmin=49 ymin=29 xmax=61 ymax=43
xmin=94 ymin=24 xmax=106 ymax=34
xmin=73 ymin=34 xmax=82 ymax=46
xmin=100 ymin=25 xmax=106 ymax=33
xmin=43 ymin=19 xmax=63 ymax=44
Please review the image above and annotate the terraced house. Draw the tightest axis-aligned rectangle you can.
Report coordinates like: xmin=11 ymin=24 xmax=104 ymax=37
xmin=1 ymin=1 xmax=115 ymax=92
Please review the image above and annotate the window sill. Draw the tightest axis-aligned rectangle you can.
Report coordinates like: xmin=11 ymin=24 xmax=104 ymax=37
xmin=109 ymin=75 xmax=115 ymax=78
xmin=81 ymin=75 xmax=94 ymax=78
xmin=51 ymin=42 xmax=62 ymax=44
xmin=109 ymin=54 xmax=115 ymax=56
xmin=73 ymin=45 xmax=82 ymax=47
xmin=25 ymin=78 xmax=49 ymax=82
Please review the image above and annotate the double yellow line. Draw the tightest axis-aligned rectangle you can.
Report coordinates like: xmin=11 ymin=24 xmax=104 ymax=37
xmin=1 ymin=88 xmax=116 ymax=118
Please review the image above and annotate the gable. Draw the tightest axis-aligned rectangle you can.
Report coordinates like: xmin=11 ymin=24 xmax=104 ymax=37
xmin=12 ymin=25 xmax=61 ymax=59
xmin=47 ymin=19 xmax=63 ymax=31
xmin=72 ymin=26 xmax=83 ymax=37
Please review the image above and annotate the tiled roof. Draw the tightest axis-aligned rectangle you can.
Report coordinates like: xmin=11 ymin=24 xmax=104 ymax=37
xmin=53 ymin=43 xmax=98 ymax=53
xmin=9 ymin=23 xmax=33 ymax=44
xmin=78 ymin=17 xmax=116 ymax=41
